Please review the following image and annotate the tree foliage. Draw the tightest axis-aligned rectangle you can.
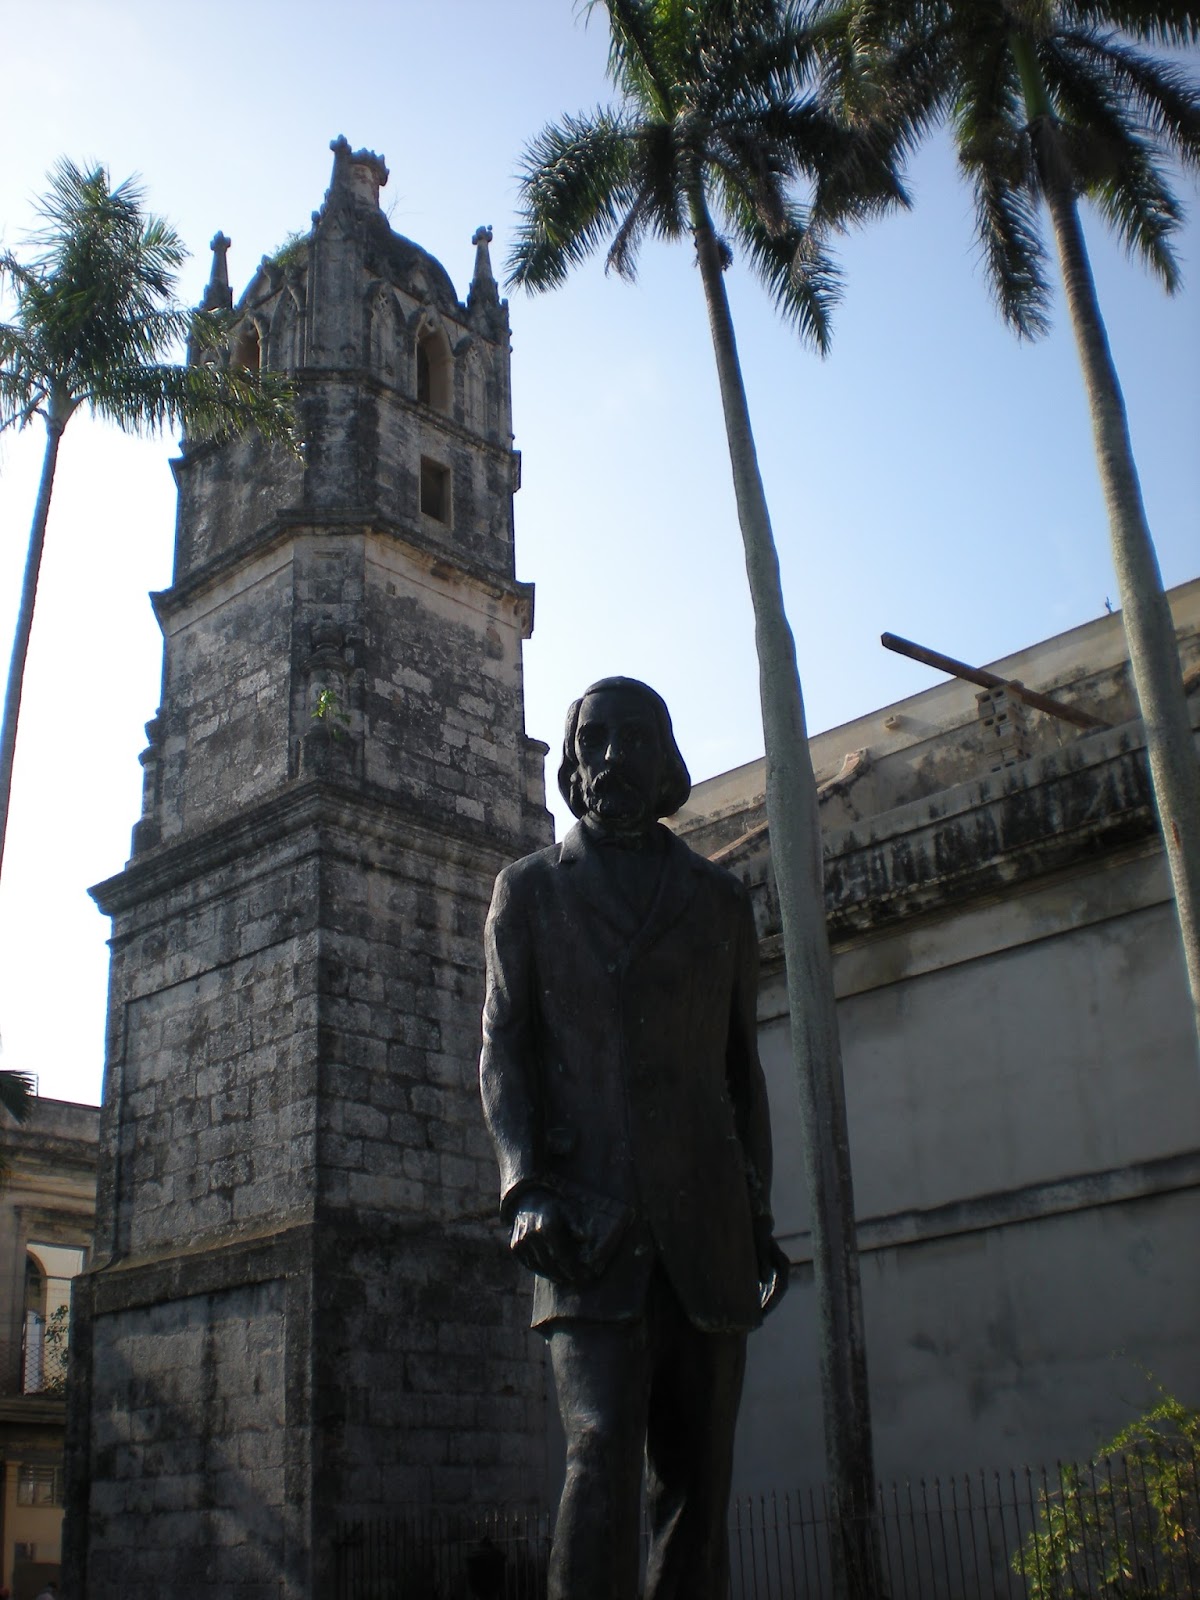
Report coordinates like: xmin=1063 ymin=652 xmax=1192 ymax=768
xmin=0 ymin=1067 xmax=34 ymax=1123
xmin=0 ymin=160 xmax=300 ymax=876
xmin=811 ymin=1 xmax=1200 ymax=335
xmin=40 ymin=1301 xmax=71 ymax=1397
xmin=510 ymin=0 xmax=907 ymax=350
xmin=0 ymin=159 xmax=298 ymax=445
xmin=812 ymin=1 xmax=1200 ymax=1055
xmin=509 ymin=6 xmax=907 ymax=1592
xmin=1016 ymin=1392 xmax=1200 ymax=1598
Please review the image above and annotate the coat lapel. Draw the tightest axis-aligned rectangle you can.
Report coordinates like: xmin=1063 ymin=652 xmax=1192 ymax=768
xmin=555 ymin=823 xmax=634 ymax=941
xmin=629 ymin=829 xmax=700 ymax=960
xmin=555 ymin=823 xmax=699 ymax=955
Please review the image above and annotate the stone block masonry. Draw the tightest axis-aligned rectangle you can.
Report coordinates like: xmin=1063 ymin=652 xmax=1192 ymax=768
xmin=64 ymin=138 xmax=552 ymax=1599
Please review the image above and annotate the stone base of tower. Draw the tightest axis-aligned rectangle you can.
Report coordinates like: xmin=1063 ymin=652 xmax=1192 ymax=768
xmin=64 ymin=1221 xmax=545 ymax=1597
xmin=64 ymin=780 xmax=551 ymax=1598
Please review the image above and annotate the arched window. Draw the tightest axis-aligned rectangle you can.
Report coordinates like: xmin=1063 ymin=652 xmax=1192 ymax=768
xmin=234 ymin=321 xmax=261 ymax=372
xmin=22 ymin=1243 xmax=85 ymax=1394
xmin=369 ymin=289 xmax=399 ymax=380
xmin=416 ymin=326 xmax=451 ymax=413
xmin=270 ymin=291 xmax=302 ymax=372
xmin=464 ymin=346 xmax=485 ymax=434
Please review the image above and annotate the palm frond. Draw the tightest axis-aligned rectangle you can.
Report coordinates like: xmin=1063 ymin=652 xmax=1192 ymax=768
xmin=0 ymin=318 xmax=47 ymax=432
xmin=1060 ymin=29 xmax=1200 ymax=172
xmin=690 ymin=0 xmax=823 ymax=109
xmin=523 ymin=0 xmax=919 ymax=351
xmin=597 ymin=0 xmax=677 ymax=116
xmin=708 ymin=112 xmax=800 ymax=232
xmin=809 ymin=0 xmax=951 ymax=146
xmin=86 ymin=360 xmax=299 ymax=448
xmin=605 ymin=186 xmax=659 ymax=278
xmin=968 ymin=157 xmax=1054 ymax=337
xmin=714 ymin=172 xmax=841 ymax=351
xmin=0 ymin=1069 xmax=34 ymax=1123
xmin=944 ymin=15 xmax=1056 ymax=334
xmin=508 ymin=111 xmax=640 ymax=289
xmin=1092 ymin=141 xmax=1185 ymax=286
xmin=635 ymin=119 xmax=694 ymax=247
xmin=1042 ymin=34 xmax=1194 ymax=287
xmin=1062 ymin=2 xmax=1200 ymax=46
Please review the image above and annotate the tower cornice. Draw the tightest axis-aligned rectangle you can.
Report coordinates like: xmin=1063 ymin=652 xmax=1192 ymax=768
xmin=150 ymin=516 xmax=535 ymax=634
xmin=91 ymin=775 xmax=546 ymax=922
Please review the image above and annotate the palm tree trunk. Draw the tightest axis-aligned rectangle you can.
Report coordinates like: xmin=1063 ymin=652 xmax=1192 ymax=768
xmin=689 ymin=188 xmax=878 ymax=1600
xmin=0 ymin=414 xmax=64 ymax=877
xmin=1014 ymin=36 xmax=1200 ymax=1056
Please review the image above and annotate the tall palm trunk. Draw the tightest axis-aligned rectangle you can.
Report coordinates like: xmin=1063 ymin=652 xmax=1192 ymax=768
xmin=1043 ymin=177 xmax=1200 ymax=1050
xmin=689 ymin=187 xmax=877 ymax=1600
xmin=1014 ymin=38 xmax=1200 ymax=1056
xmin=0 ymin=413 xmax=64 ymax=876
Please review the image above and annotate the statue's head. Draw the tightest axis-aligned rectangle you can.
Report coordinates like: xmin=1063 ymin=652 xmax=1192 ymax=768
xmin=558 ymin=677 xmax=691 ymax=826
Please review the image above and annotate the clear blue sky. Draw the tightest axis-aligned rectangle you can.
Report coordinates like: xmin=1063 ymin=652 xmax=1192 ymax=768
xmin=1 ymin=1 xmax=1197 ymax=1105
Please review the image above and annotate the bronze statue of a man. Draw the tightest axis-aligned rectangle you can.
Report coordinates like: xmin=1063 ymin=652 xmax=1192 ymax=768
xmin=480 ymin=678 xmax=788 ymax=1600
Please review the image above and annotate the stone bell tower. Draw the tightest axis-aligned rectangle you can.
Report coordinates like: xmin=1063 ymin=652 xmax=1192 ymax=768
xmin=64 ymin=138 xmax=552 ymax=1598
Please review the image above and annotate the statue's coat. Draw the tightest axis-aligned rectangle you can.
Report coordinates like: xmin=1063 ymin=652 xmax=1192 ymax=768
xmin=480 ymin=820 xmax=773 ymax=1333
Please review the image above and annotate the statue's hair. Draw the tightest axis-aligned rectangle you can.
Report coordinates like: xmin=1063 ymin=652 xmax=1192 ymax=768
xmin=557 ymin=677 xmax=692 ymax=821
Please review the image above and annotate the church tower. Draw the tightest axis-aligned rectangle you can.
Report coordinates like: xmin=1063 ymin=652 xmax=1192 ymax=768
xmin=64 ymin=139 xmax=552 ymax=1597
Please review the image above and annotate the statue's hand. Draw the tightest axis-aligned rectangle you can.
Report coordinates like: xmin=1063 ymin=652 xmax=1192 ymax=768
xmin=754 ymin=1219 xmax=790 ymax=1316
xmin=509 ymin=1189 xmax=578 ymax=1283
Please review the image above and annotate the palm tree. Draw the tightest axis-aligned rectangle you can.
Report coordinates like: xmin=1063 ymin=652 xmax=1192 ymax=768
xmin=0 ymin=1058 xmax=35 ymax=1187
xmin=0 ymin=1067 xmax=34 ymax=1123
xmin=509 ymin=3 xmax=905 ymax=1590
xmin=0 ymin=160 xmax=298 ymax=878
xmin=816 ymin=0 xmax=1200 ymax=1052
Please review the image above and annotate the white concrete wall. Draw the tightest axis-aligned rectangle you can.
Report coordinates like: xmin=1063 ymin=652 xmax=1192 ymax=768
xmin=735 ymin=870 xmax=1200 ymax=1491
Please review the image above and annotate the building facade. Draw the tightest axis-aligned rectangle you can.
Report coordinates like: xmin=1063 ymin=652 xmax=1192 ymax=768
xmin=64 ymin=139 xmax=552 ymax=1598
xmin=672 ymin=580 xmax=1200 ymax=1491
xmin=0 ymin=1097 xmax=97 ymax=1600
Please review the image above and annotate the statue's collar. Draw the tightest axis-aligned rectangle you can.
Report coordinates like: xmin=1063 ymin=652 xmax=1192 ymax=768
xmin=557 ymin=822 xmax=699 ymax=953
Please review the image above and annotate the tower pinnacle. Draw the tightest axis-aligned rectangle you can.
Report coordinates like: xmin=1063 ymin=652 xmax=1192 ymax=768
xmin=201 ymin=232 xmax=233 ymax=311
xmin=469 ymin=224 xmax=498 ymax=308
xmin=327 ymin=133 xmax=389 ymax=212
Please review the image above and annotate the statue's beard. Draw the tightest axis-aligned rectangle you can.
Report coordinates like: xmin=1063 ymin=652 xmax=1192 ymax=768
xmin=582 ymin=770 xmax=651 ymax=826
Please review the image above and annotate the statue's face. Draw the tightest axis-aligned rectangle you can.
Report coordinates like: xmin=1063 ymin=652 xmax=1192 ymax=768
xmin=574 ymin=687 xmax=665 ymax=829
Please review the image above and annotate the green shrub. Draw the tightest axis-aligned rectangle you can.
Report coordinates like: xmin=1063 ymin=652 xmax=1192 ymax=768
xmin=1015 ymin=1393 xmax=1199 ymax=1598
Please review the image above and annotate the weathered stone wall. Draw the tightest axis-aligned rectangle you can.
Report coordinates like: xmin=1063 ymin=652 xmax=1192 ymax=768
xmin=311 ymin=1222 xmax=544 ymax=1519
xmin=359 ymin=541 xmax=531 ymax=838
xmin=95 ymin=833 xmax=321 ymax=1259
xmin=67 ymin=140 xmax=551 ymax=1599
xmin=86 ymin=1284 xmax=289 ymax=1593
xmin=148 ymin=548 xmax=298 ymax=844
xmin=172 ymin=434 xmax=304 ymax=578
xmin=668 ymin=589 xmax=1200 ymax=1491
xmin=145 ymin=531 xmax=534 ymax=850
xmin=78 ymin=796 xmax=549 ymax=1594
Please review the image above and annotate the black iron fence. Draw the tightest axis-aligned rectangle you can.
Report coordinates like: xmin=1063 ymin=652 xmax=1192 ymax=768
xmin=333 ymin=1444 xmax=1199 ymax=1599
xmin=333 ymin=1507 xmax=550 ymax=1600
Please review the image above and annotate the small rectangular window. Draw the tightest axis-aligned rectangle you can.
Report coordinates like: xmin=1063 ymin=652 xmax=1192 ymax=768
xmin=420 ymin=457 xmax=450 ymax=524
xmin=17 ymin=1465 xmax=63 ymax=1506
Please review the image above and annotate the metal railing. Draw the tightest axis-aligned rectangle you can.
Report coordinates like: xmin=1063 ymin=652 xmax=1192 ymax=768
xmin=333 ymin=1444 xmax=1199 ymax=1599
xmin=333 ymin=1507 xmax=551 ymax=1600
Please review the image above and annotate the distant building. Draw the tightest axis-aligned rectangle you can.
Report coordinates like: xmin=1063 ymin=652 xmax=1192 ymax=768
xmin=0 ymin=1098 xmax=98 ymax=1599
xmin=671 ymin=577 xmax=1200 ymax=1488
